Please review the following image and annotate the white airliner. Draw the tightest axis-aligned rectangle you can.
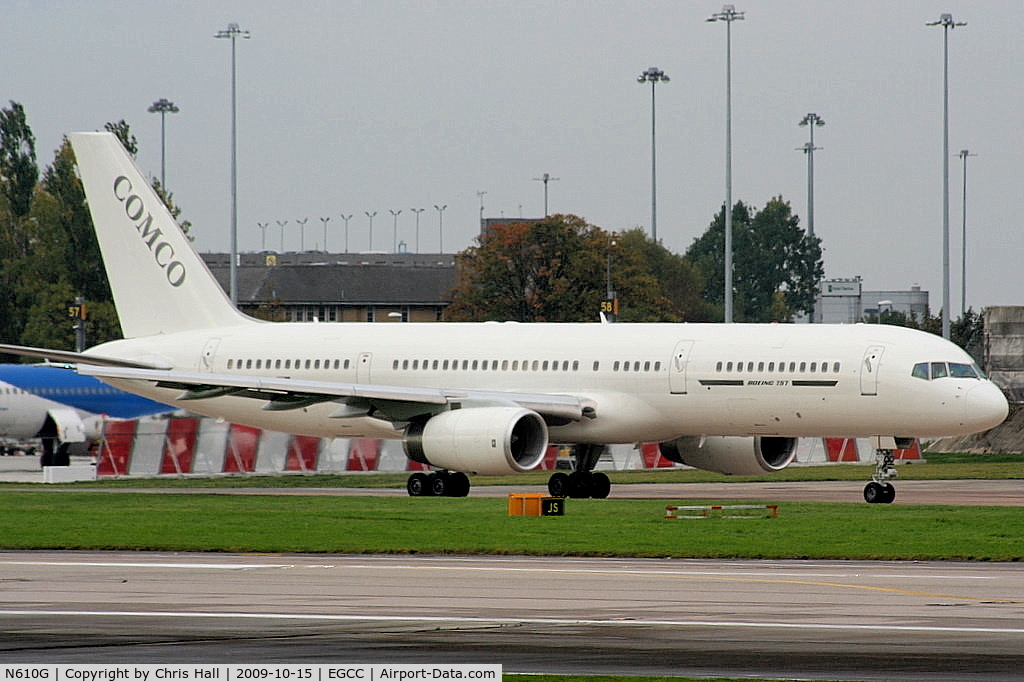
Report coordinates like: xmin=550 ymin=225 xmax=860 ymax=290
xmin=0 ymin=133 xmax=1009 ymax=502
xmin=0 ymin=363 xmax=173 ymax=464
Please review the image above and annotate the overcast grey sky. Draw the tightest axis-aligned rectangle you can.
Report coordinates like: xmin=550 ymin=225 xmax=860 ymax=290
xmin=6 ymin=1 xmax=1022 ymax=313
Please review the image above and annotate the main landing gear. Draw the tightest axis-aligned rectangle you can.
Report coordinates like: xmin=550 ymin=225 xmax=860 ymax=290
xmin=407 ymin=470 xmax=471 ymax=497
xmin=863 ymin=448 xmax=897 ymax=504
xmin=547 ymin=444 xmax=611 ymax=499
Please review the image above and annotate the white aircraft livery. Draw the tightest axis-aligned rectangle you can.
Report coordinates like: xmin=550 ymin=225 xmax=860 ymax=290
xmin=0 ymin=133 xmax=1009 ymax=502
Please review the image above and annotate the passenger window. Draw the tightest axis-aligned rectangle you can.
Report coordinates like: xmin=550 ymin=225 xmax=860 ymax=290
xmin=227 ymin=359 xmax=234 ymax=369
xmin=654 ymin=361 xmax=661 ymax=371
xmin=931 ymin=362 xmax=948 ymax=379
xmin=614 ymin=361 xmax=620 ymax=371
xmin=716 ymin=361 xmax=723 ymax=372
xmin=726 ymin=362 xmax=733 ymax=372
xmin=912 ymin=362 xmax=929 ymax=380
xmin=512 ymin=360 xmax=518 ymax=371
xmin=810 ymin=362 xmax=817 ymax=372
xmin=768 ymin=362 xmax=774 ymax=371
xmin=433 ymin=360 xmax=439 ymax=370
xmin=403 ymin=360 xmax=409 ymax=370
xmin=285 ymin=359 xmax=292 ymax=370
xmin=644 ymin=361 xmax=651 ymax=372
xmin=393 ymin=360 xmax=399 ymax=370
xmin=314 ymin=359 xmax=321 ymax=370
xmin=592 ymin=361 xmax=600 ymax=371
xmin=758 ymin=362 xmax=764 ymax=372
xmin=833 ymin=362 xmax=840 ymax=373
xmin=256 ymin=359 xmax=262 ymax=369
xmin=502 ymin=360 xmax=509 ymax=371
xmin=789 ymin=362 xmax=796 ymax=372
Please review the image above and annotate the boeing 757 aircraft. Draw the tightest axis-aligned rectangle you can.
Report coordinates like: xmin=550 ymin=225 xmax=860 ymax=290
xmin=0 ymin=133 xmax=1008 ymax=501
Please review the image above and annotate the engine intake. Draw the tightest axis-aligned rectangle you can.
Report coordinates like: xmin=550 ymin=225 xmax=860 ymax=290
xmin=659 ymin=436 xmax=798 ymax=476
xmin=404 ymin=406 xmax=549 ymax=476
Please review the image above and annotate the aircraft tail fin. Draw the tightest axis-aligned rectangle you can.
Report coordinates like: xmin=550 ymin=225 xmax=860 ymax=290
xmin=69 ymin=132 xmax=251 ymax=338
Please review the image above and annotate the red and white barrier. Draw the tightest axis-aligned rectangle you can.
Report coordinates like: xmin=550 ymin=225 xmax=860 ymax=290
xmin=96 ymin=416 xmax=923 ymax=478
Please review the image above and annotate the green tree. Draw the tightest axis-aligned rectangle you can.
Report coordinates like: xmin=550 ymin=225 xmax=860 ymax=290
xmin=686 ymin=197 xmax=823 ymax=322
xmin=0 ymin=101 xmax=38 ymax=219
xmin=445 ymin=216 xmax=709 ymax=323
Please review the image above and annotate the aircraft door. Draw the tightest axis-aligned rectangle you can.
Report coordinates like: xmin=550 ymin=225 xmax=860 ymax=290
xmin=669 ymin=340 xmax=694 ymax=394
xmin=357 ymin=353 xmax=373 ymax=383
xmin=199 ymin=338 xmax=221 ymax=372
xmin=860 ymin=345 xmax=884 ymax=396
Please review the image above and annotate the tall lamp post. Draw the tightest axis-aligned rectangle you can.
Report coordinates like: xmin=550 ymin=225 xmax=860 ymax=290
xmin=798 ymin=112 xmax=824 ymax=323
xmin=637 ymin=67 xmax=669 ymax=242
xmin=410 ymin=208 xmax=425 ymax=254
xmin=319 ymin=216 xmax=331 ymax=252
xmin=365 ymin=211 xmax=377 ymax=251
xmin=532 ymin=173 xmax=560 ymax=217
xmin=708 ymin=4 xmax=744 ymax=323
xmin=257 ymin=221 xmax=268 ymax=251
xmin=389 ymin=209 xmax=402 ymax=253
xmin=340 ymin=214 xmax=353 ymax=253
xmin=275 ymin=220 xmax=287 ymax=253
xmin=147 ymin=98 xmax=179 ymax=188
xmin=958 ymin=149 xmax=976 ymax=315
xmin=296 ymin=217 xmax=308 ymax=252
xmin=476 ymin=190 xmax=487 ymax=236
xmin=434 ymin=204 xmax=447 ymax=253
xmin=927 ymin=12 xmax=966 ymax=340
xmin=215 ymin=22 xmax=250 ymax=307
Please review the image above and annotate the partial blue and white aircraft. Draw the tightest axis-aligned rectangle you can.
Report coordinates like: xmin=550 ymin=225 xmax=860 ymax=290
xmin=0 ymin=132 xmax=1010 ymax=501
xmin=0 ymin=363 xmax=173 ymax=465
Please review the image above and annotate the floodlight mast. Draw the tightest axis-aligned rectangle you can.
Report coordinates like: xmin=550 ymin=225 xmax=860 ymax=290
xmin=147 ymin=98 xmax=179 ymax=188
xmin=708 ymin=5 xmax=744 ymax=323
xmin=637 ymin=67 xmax=669 ymax=242
xmin=532 ymin=173 xmax=559 ymax=217
xmin=927 ymin=12 xmax=966 ymax=340
xmin=798 ymin=112 xmax=825 ymax=324
xmin=958 ymin=149 xmax=976 ymax=315
xmin=214 ymin=22 xmax=250 ymax=307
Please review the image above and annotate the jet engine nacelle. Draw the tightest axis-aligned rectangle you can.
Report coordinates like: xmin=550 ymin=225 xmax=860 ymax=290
xmin=659 ymin=436 xmax=798 ymax=476
xmin=403 ymin=406 xmax=549 ymax=476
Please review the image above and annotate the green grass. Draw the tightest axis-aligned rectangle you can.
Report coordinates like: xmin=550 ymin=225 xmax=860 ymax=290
xmin=1 ymin=492 xmax=1021 ymax=560
xmin=3 ymin=452 xmax=1022 ymax=491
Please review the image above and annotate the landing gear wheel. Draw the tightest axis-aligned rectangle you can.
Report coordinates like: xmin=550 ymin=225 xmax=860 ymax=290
xmin=567 ymin=471 xmax=591 ymax=498
xmin=589 ymin=472 xmax=611 ymax=499
xmin=407 ymin=472 xmax=429 ymax=497
xmin=548 ymin=472 xmax=570 ymax=497
xmin=880 ymin=482 xmax=896 ymax=504
xmin=429 ymin=472 xmax=447 ymax=496
xmin=448 ymin=472 xmax=471 ymax=497
xmin=864 ymin=481 xmax=884 ymax=503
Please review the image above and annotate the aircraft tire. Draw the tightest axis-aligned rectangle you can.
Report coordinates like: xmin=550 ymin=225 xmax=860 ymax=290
xmin=567 ymin=472 xmax=591 ymax=499
xmin=448 ymin=472 xmax=471 ymax=497
xmin=548 ymin=472 xmax=570 ymax=497
xmin=407 ymin=472 xmax=429 ymax=497
xmin=864 ymin=481 xmax=885 ymax=503
xmin=590 ymin=471 xmax=611 ymax=499
xmin=429 ymin=472 xmax=447 ymax=496
xmin=880 ymin=482 xmax=896 ymax=504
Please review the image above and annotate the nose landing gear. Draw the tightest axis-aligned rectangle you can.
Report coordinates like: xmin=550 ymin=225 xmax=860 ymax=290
xmin=864 ymin=448 xmax=897 ymax=503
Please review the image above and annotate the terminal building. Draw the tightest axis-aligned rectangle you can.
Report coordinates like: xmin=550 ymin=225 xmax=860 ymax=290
xmin=202 ymin=251 xmax=456 ymax=323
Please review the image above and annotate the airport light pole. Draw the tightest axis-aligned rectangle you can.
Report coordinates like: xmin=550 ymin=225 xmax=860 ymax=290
xmin=215 ymin=22 xmax=250 ymax=307
xmin=296 ymin=217 xmax=308 ymax=252
xmin=276 ymin=220 xmax=287 ymax=253
xmin=798 ymin=112 xmax=824 ymax=324
xmin=476 ymin=190 xmax=487 ymax=236
xmin=320 ymin=216 xmax=331 ymax=252
xmin=708 ymin=4 xmax=744 ymax=323
xmin=410 ymin=208 xmax=425 ymax=253
xmin=365 ymin=211 xmax=377 ymax=251
xmin=340 ymin=213 xmax=353 ymax=253
xmin=257 ymin=221 xmax=268 ymax=251
xmin=389 ymin=209 xmax=402 ymax=253
xmin=434 ymin=204 xmax=447 ymax=253
xmin=532 ymin=173 xmax=559 ymax=217
xmin=927 ymin=12 xmax=965 ymax=340
xmin=147 ymin=98 xmax=179 ymax=189
xmin=958 ymin=149 xmax=976 ymax=315
xmin=637 ymin=67 xmax=669 ymax=242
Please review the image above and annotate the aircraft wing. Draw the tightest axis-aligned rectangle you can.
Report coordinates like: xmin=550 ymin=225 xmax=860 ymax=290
xmin=76 ymin=365 xmax=596 ymax=424
xmin=0 ymin=343 xmax=170 ymax=370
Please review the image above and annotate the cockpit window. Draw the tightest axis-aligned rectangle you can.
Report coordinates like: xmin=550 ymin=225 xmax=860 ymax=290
xmin=913 ymin=361 xmax=984 ymax=380
xmin=949 ymin=362 xmax=979 ymax=379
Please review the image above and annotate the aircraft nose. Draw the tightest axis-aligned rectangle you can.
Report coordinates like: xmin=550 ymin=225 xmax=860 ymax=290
xmin=965 ymin=382 xmax=1009 ymax=432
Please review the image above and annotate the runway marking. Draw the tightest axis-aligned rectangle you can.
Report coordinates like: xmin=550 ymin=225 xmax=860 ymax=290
xmin=3 ymin=558 xmax=1020 ymax=603
xmin=2 ymin=609 xmax=1023 ymax=635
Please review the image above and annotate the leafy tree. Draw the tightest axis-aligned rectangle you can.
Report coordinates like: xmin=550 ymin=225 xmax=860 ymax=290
xmin=0 ymin=101 xmax=38 ymax=219
xmin=104 ymin=119 xmax=138 ymax=156
xmin=686 ymin=197 xmax=823 ymax=322
xmin=446 ymin=216 xmax=709 ymax=323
